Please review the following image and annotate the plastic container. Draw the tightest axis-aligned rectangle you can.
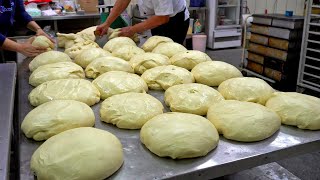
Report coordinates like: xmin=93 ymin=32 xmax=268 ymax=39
xmin=190 ymin=0 xmax=205 ymax=7
xmin=187 ymin=18 xmax=194 ymax=35
xmin=100 ymin=12 xmax=128 ymax=29
xmin=192 ymin=34 xmax=207 ymax=52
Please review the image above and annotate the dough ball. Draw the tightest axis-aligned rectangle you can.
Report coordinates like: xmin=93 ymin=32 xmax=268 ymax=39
xmin=141 ymin=36 xmax=173 ymax=52
xmin=112 ymin=45 xmax=145 ymax=61
xmin=130 ymin=53 xmax=171 ymax=75
xmin=100 ymin=93 xmax=163 ymax=129
xmin=64 ymin=41 xmax=99 ymax=59
xmin=74 ymin=48 xmax=111 ymax=68
xmin=29 ymin=51 xmax=72 ymax=72
xmin=108 ymin=28 xmax=140 ymax=43
xmin=192 ymin=61 xmax=243 ymax=86
xmin=29 ymin=79 xmax=100 ymax=106
xmin=29 ymin=62 xmax=85 ymax=87
xmin=207 ymin=100 xmax=281 ymax=142
xmin=31 ymin=127 xmax=123 ymax=180
xmin=140 ymin=113 xmax=219 ymax=159
xmin=103 ymin=37 xmax=136 ymax=52
xmin=170 ymin=50 xmax=211 ymax=70
xmin=77 ymin=26 xmax=97 ymax=41
xmin=32 ymin=36 xmax=54 ymax=50
xmin=92 ymin=71 xmax=148 ymax=99
xmin=141 ymin=65 xmax=195 ymax=90
xmin=165 ymin=83 xmax=224 ymax=115
xmin=218 ymin=77 xmax=274 ymax=105
xmin=21 ymin=100 xmax=95 ymax=141
xmin=265 ymin=92 xmax=320 ymax=130
xmin=152 ymin=42 xmax=187 ymax=58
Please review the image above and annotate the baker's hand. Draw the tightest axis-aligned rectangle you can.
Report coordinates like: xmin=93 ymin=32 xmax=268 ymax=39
xmin=16 ymin=42 xmax=47 ymax=57
xmin=119 ymin=26 xmax=135 ymax=37
xmin=36 ymin=29 xmax=55 ymax=43
xmin=96 ymin=23 xmax=110 ymax=36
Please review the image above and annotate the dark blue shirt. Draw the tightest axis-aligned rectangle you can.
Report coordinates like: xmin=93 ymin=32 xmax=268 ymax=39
xmin=0 ymin=0 xmax=32 ymax=46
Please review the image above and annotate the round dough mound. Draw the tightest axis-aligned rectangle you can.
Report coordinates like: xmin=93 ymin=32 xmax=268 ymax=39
xmin=92 ymin=71 xmax=148 ymax=99
xmin=29 ymin=62 xmax=85 ymax=87
xmin=64 ymin=41 xmax=99 ymax=59
xmin=85 ymin=56 xmax=134 ymax=79
xmin=103 ymin=37 xmax=136 ymax=52
xmin=32 ymin=36 xmax=54 ymax=50
xmin=192 ymin=61 xmax=243 ymax=86
xmin=141 ymin=36 xmax=173 ymax=52
xmin=29 ymin=51 xmax=71 ymax=71
xmin=100 ymin=93 xmax=164 ymax=129
xmin=141 ymin=65 xmax=195 ymax=90
xmin=170 ymin=50 xmax=211 ymax=70
xmin=218 ymin=77 xmax=274 ymax=105
xmin=165 ymin=83 xmax=224 ymax=115
xmin=152 ymin=42 xmax=187 ymax=58
xmin=29 ymin=79 xmax=100 ymax=106
xmin=140 ymin=113 xmax=219 ymax=159
xmin=207 ymin=100 xmax=281 ymax=142
xmin=265 ymin=92 xmax=320 ymax=130
xmin=31 ymin=127 xmax=123 ymax=180
xmin=74 ymin=48 xmax=111 ymax=68
xmin=21 ymin=100 xmax=95 ymax=141
xmin=112 ymin=45 xmax=145 ymax=61
xmin=130 ymin=53 xmax=171 ymax=75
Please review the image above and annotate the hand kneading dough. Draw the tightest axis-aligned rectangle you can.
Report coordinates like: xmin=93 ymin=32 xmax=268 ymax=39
xmin=192 ymin=61 xmax=243 ymax=86
xmin=29 ymin=79 xmax=100 ymax=106
xmin=112 ymin=45 xmax=145 ymax=61
xmin=218 ymin=77 xmax=274 ymax=105
xmin=100 ymin=93 xmax=164 ymax=129
xmin=29 ymin=51 xmax=72 ymax=71
xmin=130 ymin=53 xmax=171 ymax=75
xmin=265 ymin=92 xmax=320 ymax=130
xmin=140 ymin=113 xmax=219 ymax=159
xmin=103 ymin=37 xmax=136 ymax=52
xmin=31 ymin=127 xmax=123 ymax=180
xmin=85 ymin=57 xmax=134 ymax=79
xmin=32 ymin=36 xmax=54 ymax=50
xmin=165 ymin=83 xmax=224 ymax=115
xmin=152 ymin=42 xmax=187 ymax=58
xmin=29 ymin=62 xmax=85 ymax=87
xmin=141 ymin=65 xmax=195 ymax=90
xmin=92 ymin=71 xmax=148 ymax=99
xmin=141 ymin=36 xmax=173 ymax=52
xmin=21 ymin=100 xmax=95 ymax=141
xmin=74 ymin=48 xmax=111 ymax=68
xmin=170 ymin=50 xmax=211 ymax=70
xmin=207 ymin=100 xmax=281 ymax=142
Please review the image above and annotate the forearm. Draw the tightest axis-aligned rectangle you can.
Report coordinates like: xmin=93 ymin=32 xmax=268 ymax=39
xmin=1 ymin=38 xmax=21 ymax=52
xmin=27 ymin=21 xmax=42 ymax=32
xmin=105 ymin=0 xmax=131 ymax=27
xmin=132 ymin=15 xmax=169 ymax=33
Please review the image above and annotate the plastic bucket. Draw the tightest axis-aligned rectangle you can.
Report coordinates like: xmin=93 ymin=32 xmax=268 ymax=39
xmin=192 ymin=34 xmax=207 ymax=52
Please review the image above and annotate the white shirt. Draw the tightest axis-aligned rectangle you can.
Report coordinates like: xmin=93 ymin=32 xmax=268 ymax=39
xmin=138 ymin=0 xmax=190 ymax=21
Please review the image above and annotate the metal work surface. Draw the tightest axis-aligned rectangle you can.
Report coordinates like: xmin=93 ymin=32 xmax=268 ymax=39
xmin=0 ymin=63 xmax=17 ymax=180
xmin=32 ymin=13 xmax=100 ymax=21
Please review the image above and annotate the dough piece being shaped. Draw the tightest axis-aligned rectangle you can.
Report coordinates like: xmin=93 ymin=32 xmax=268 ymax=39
xmin=31 ymin=127 xmax=123 ymax=180
xmin=29 ymin=62 xmax=85 ymax=87
xmin=64 ymin=41 xmax=99 ymax=59
xmin=92 ymin=71 xmax=148 ymax=99
xmin=152 ymin=42 xmax=187 ymax=58
xmin=207 ymin=100 xmax=281 ymax=142
xmin=32 ymin=36 xmax=54 ymax=50
xmin=218 ymin=77 xmax=274 ymax=105
xmin=100 ymin=93 xmax=163 ymax=129
xmin=130 ymin=52 xmax=171 ymax=75
xmin=112 ymin=45 xmax=145 ymax=61
xmin=21 ymin=100 xmax=95 ymax=141
xmin=108 ymin=28 xmax=140 ymax=43
xmin=165 ymin=83 xmax=224 ymax=115
xmin=265 ymin=92 xmax=320 ymax=130
xmin=74 ymin=48 xmax=112 ymax=68
xmin=29 ymin=51 xmax=72 ymax=71
xmin=192 ymin=61 xmax=243 ymax=86
xmin=170 ymin=50 xmax=211 ymax=70
xmin=140 ymin=113 xmax=219 ymax=159
xmin=141 ymin=36 xmax=173 ymax=52
xmin=57 ymin=33 xmax=78 ymax=47
xmin=141 ymin=65 xmax=195 ymax=90
xmin=103 ymin=37 xmax=136 ymax=52
xmin=29 ymin=79 xmax=100 ymax=106
xmin=77 ymin=26 xmax=97 ymax=41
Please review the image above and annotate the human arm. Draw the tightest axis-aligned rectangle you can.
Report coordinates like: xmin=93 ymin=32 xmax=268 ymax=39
xmin=27 ymin=21 xmax=55 ymax=42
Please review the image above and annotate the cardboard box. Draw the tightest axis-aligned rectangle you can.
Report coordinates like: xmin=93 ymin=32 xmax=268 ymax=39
xmin=78 ymin=0 xmax=98 ymax=12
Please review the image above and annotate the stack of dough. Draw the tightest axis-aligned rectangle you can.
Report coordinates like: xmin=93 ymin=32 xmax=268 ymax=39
xmin=141 ymin=36 xmax=173 ymax=52
xmin=29 ymin=51 xmax=72 ymax=71
xmin=170 ymin=50 xmax=211 ymax=70
xmin=103 ymin=37 xmax=136 ymax=52
xmin=74 ymin=48 xmax=111 ymax=68
xmin=152 ymin=42 xmax=187 ymax=58
xmin=64 ymin=41 xmax=99 ymax=59
xmin=130 ymin=53 xmax=171 ymax=75
xmin=112 ymin=45 xmax=145 ymax=61
xmin=32 ymin=36 xmax=54 ymax=50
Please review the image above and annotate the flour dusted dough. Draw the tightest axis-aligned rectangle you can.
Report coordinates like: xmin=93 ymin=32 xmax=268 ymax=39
xmin=32 ymin=36 xmax=54 ymax=50
xmin=130 ymin=53 xmax=171 ymax=75
xmin=31 ymin=127 xmax=123 ymax=180
xmin=103 ymin=37 xmax=136 ymax=52
xmin=266 ymin=92 xmax=320 ymax=130
xmin=29 ymin=79 xmax=100 ymax=106
xmin=140 ymin=113 xmax=219 ymax=159
xmin=21 ymin=100 xmax=95 ymax=141
xmin=165 ymin=83 xmax=224 ymax=115
xmin=74 ymin=48 xmax=111 ymax=68
xmin=152 ymin=42 xmax=187 ymax=58
xmin=112 ymin=45 xmax=145 ymax=61
xmin=170 ymin=50 xmax=211 ymax=70
xmin=29 ymin=51 xmax=72 ymax=71
xmin=141 ymin=36 xmax=173 ymax=52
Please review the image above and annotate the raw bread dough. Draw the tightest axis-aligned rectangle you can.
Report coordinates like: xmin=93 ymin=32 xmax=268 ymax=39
xmin=85 ymin=56 xmax=134 ymax=79
xmin=130 ymin=52 xmax=171 ymax=75
xmin=207 ymin=100 xmax=281 ymax=142
xmin=29 ymin=51 xmax=72 ymax=71
xmin=192 ymin=61 xmax=243 ymax=86
xmin=152 ymin=42 xmax=187 ymax=58
xmin=64 ymin=41 xmax=99 ymax=59
xmin=74 ymin=48 xmax=111 ymax=68
xmin=170 ymin=50 xmax=211 ymax=70
xmin=29 ymin=62 xmax=85 ymax=87
xmin=92 ymin=71 xmax=148 ymax=99
xmin=29 ymin=79 xmax=100 ymax=106
xmin=103 ymin=37 xmax=136 ymax=52
xmin=32 ymin=36 xmax=54 ymax=50
xmin=100 ymin=93 xmax=163 ymax=129
xmin=21 ymin=100 xmax=95 ymax=141
xmin=77 ymin=26 xmax=97 ymax=41
xmin=31 ymin=127 xmax=123 ymax=180
xmin=112 ymin=45 xmax=145 ymax=61
xmin=141 ymin=36 xmax=173 ymax=52
xmin=218 ymin=77 xmax=274 ymax=105
xmin=140 ymin=112 xmax=219 ymax=159
xmin=108 ymin=28 xmax=140 ymax=43
xmin=165 ymin=83 xmax=224 ymax=115
xmin=141 ymin=65 xmax=195 ymax=90
xmin=265 ymin=92 xmax=320 ymax=130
